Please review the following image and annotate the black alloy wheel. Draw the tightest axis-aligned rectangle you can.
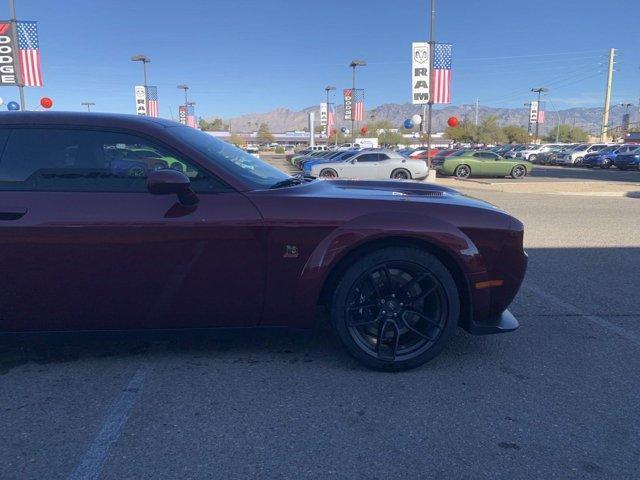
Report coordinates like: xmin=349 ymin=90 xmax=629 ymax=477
xmin=454 ymin=164 xmax=470 ymax=179
xmin=511 ymin=165 xmax=526 ymax=179
xmin=391 ymin=169 xmax=411 ymax=180
xmin=331 ymin=247 xmax=459 ymax=371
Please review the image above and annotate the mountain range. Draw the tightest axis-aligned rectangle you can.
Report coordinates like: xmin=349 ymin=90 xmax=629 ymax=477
xmin=216 ymin=103 xmax=638 ymax=135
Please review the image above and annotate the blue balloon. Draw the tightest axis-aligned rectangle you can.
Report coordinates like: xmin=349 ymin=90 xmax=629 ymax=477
xmin=7 ymin=101 xmax=19 ymax=111
xmin=403 ymin=119 xmax=414 ymax=129
xmin=340 ymin=127 xmax=347 ymax=133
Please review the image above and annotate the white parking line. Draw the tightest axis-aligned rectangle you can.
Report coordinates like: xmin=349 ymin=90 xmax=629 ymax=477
xmin=524 ymin=284 xmax=640 ymax=347
xmin=67 ymin=365 xmax=152 ymax=480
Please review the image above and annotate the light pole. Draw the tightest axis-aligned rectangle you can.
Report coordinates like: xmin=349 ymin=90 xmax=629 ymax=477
xmin=131 ymin=54 xmax=150 ymax=87
xmin=9 ymin=0 xmax=25 ymax=109
xmin=531 ymin=87 xmax=548 ymax=144
xmin=177 ymin=84 xmax=189 ymax=107
xmin=349 ymin=60 xmax=366 ymax=142
xmin=425 ymin=0 xmax=436 ymax=170
xmin=324 ymin=85 xmax=335 ymax=141
xmin=81 ymin=101 xmax=95 ymax=112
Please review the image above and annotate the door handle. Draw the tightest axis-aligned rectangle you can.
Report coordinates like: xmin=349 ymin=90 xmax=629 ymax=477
xmin=0 ymin=208 xmax=27 ymax=220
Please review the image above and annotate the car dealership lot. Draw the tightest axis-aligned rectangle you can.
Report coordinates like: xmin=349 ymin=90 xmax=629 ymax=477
xmin=2 ymin=179 xmax=639 ymax=479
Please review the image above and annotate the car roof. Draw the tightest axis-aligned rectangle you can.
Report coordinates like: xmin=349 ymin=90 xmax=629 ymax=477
xmin=0 ymin=111 xmax=180 ymax=129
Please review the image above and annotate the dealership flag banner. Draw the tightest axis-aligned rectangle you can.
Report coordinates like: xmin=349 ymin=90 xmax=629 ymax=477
xmin=528 ymin=100 xmax=539 ymax=133
xmin=0 ymin=22 xmax=19 ymax=85
xmin=146 ymin=86 xmax=159 ymax=117
xmin=16 ymin=21 xmax=42 ymax=87
xmin=431 ymin=43 xmax=452 ymax=104
xmin=411 ymin=42 xmax=430 ymax=104
xmin=327 ymin=103 xmax=335 ymax=135
xmin=134 ymin=86 xmax=147 ymax=115
xmin=187 ymin=104 xmax=197 ymax=128
xmin=320 ymin=102 xmax=328 ymax=126
xmin=344 ymin=89 xmax=364 ymax=121
xmin=537 ymin=101 xmax=545 ymax=124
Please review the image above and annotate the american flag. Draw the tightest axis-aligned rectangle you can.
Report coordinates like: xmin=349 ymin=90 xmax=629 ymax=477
xmin=16 ymin=21 xmax=43 ymax=87
xmin=146 ymin=86 xmax=159 ymax=117
xmin=327 ymin=102 xmax=335 ymax=135
xmin=431 ymin=43 xmax=452 ymax=104
xmin=537 ymin=102 xmax=545 ymax=124
xmin=186 ymin=104 xmax=197 ymax=128
xmin=352 ymin=88 xmax=365 ymax=121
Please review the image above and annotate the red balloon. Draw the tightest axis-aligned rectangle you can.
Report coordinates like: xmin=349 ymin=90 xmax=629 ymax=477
xmin=447 ymin=116 xmax=458 ymax=127
xmin=40 ymin=97 xmax=53 ymax=109
xmin=360 ymin=126 xmax=368 ymax=134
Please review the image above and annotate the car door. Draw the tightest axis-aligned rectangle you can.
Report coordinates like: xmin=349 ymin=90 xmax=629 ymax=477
xmin=0 ymin=127 xmax=265 ymax=333
xmin=339 ymin=152 xmax=380 ymax=179
xmin=469 ymin=152 xmax=497 ymax=176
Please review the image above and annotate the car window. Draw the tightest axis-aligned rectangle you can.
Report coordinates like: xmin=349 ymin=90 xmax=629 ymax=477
xmin=0 ymin=128 xmax=226 ymax=193
xmin=355 ymin=153 xmax=379 ymax=162
xmin=378 ymin=154 xmax=390 ymax=161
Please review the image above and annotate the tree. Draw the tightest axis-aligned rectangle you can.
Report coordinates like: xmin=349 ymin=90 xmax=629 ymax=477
xmin=544 ymin=124 xmax=589 ymax=143
xmin=476 ymin=116 xmax=507 ymax=145
xmin=444 ymin=119 xmax=476 ymax=143
xmin=256 ymin=123 xmax=275 ymax=144
xmin=502 ymin=125 xmax=530 ymax=144
xmin=199 ymin=118 xmax=229 ymax=131
xmin=228 ymin=133 xmax=245 ymax=147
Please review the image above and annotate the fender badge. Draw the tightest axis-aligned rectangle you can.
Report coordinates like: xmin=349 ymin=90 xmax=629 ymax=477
xmin=284 ymin=245 xmax=299 ymax=258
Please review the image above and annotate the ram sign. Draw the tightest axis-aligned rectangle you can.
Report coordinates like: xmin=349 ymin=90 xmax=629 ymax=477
xmin=412 ymin=42 xmax=430 ymax=105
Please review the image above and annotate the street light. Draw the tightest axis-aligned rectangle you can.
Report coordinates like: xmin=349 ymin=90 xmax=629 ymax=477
xmin=177 ymin=84 xmax=189 ymax=107
xmin=324 ymin=85 xmax=336 ymax=143
xmin=131 ymin=54 xmax=151 ymax=86
xmin=81 ymin=101 xmax=95 ymax=112
xmin=531 ymin=87 xmax=548 ymax=144
xmin=349 ymin=60 xmax=366 ymax=141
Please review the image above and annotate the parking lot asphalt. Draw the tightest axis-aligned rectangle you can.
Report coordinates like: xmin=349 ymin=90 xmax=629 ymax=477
xmin=1 ymin=176 xmax=639 ymax=479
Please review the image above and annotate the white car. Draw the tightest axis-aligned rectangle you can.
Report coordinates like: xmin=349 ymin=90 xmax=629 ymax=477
xmin=515 ymin=144 xmax=564 ymax=162
xmin=310 ymin=150 xmax=428 ymax=180
xmin=555 ymin=144 xmax=609 ymax=165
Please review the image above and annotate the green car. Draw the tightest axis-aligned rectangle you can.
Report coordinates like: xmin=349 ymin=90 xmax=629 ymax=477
xmin=438 ymin=150 xmax=533 ymax=179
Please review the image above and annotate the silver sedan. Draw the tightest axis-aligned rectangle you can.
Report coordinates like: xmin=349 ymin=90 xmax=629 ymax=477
xmin=309 ymin=150 xmax=428 ymax=180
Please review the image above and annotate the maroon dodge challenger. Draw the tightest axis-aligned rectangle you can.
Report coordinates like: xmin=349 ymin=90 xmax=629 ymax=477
xmin=0 ymin=112 xmax=526 ymax=370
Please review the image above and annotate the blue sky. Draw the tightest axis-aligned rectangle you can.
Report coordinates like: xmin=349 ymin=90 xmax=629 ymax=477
xmin=5 ymin=0 xmax=640 ymax=118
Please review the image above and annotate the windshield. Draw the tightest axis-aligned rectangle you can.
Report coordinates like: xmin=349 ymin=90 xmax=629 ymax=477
xmin=598 ymin=146 xmax=617 ymax=154
xmin=169 ymin=126 xmax=289 ymax=189
xmin=450 ymin=150 xmax=470 ymax=157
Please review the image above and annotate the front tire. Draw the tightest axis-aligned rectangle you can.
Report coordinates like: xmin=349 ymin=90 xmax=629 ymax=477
xmin=331 ymin=247 xmax=460 ymax=371
xmin=511 ymin=164 xmax=527 ymax=179
xmin=319 ymin=168 xmax=338 ymax=179
xmin=454 ymin=164 xmax=471 ymax=179
xmin=601 ymin=159 xmax=612 ymax=169
xmin=528 ymin=154 xmax=537 ymax=162
xmin=391 ymin=168 xmax=412 ymax=180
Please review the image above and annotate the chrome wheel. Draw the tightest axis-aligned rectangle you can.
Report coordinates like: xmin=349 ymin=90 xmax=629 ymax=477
xmin=511 ymin=165 xmax=526 ymax=179
xmin=319 ymin=168 xmax=338 ymax=179
xmin=391 ymin=169 xmax=411 ymax=180
xmin=454 ymin=165 xmax=470 ymax=179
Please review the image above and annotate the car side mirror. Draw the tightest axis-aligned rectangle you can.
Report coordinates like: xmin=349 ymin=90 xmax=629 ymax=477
xmin=147 ymin=169 xmax=199 ymax=205
xmin=350 ymin=159 xmax=356 ymax=164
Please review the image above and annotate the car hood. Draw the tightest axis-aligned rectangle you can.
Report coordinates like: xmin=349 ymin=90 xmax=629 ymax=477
xmin=260 ymin=179 xmax=501 ymax=211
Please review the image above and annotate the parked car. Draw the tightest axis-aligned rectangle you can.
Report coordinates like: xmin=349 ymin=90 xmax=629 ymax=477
xmin=439 ymin=150 xmax=533 ymax=179
xmin=555 ymin=144 xmax=609 ymax=166
xmin=536 ymin=146 xmax=570 ymax=165
xmin=581 ymin=145 xmax=635 ymax=169
xmin=515 ymin=144 xmax=565 ymax=162
xmin=504 ymin=145 xmax=531 ymax=158
xmin=0 ymin=112 xmax=526 ymax=371
xmin=300 ymin=150 xmax=359 ymax=174
xmin=309 ymin=149 xmax=428 ymax=180
xmin=336 ymin=142 xmax=361 ymax=151
xmin=613 ymin=147 xmax=640 ymax=170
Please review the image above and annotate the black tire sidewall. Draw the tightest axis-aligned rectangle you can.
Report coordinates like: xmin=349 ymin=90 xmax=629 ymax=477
xmin=512 ymin=165 xmax=526 ymax=178
xmin=392 ymin=169 xmax=411 ymax=180
xmin=455 ymin=165 xmax=470 ymax=179
xmin=331 ymin=246 xmax=460 ymax=371
xmin=320 ymin=168 xmax=338 ymax=178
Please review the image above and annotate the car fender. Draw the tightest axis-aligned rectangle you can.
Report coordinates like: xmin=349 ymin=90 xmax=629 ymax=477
xmin=292 ymin=210 xmax=486 ymax=325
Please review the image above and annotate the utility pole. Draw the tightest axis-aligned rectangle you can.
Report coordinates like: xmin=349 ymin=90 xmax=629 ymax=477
xmin=601 ymin=48 xmax=616 ymax=141
xmin=531 ymin=87 xmax=548 ymax=144
xmin=426 ymin=0 xmax=435 ymax=170
xmin=81 ymin=101 xmax=95 ymax=112
xmin=349 ymin=60 xmax=366 ymax=142
xmin=9 ymin=0 xmax=25 ymax=110
xmin=475 ymin=97 xmax=479 ymax=126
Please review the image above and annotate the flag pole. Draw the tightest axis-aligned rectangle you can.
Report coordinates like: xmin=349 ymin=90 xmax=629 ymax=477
xmin=426 ymin=0 xmax=435 ymax=172
xmin=9 ymin=0 xmax=25 ymax=110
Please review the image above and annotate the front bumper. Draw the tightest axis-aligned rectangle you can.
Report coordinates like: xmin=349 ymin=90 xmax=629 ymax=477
xmin=464 ymin=309 xmax=519 ymax=335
